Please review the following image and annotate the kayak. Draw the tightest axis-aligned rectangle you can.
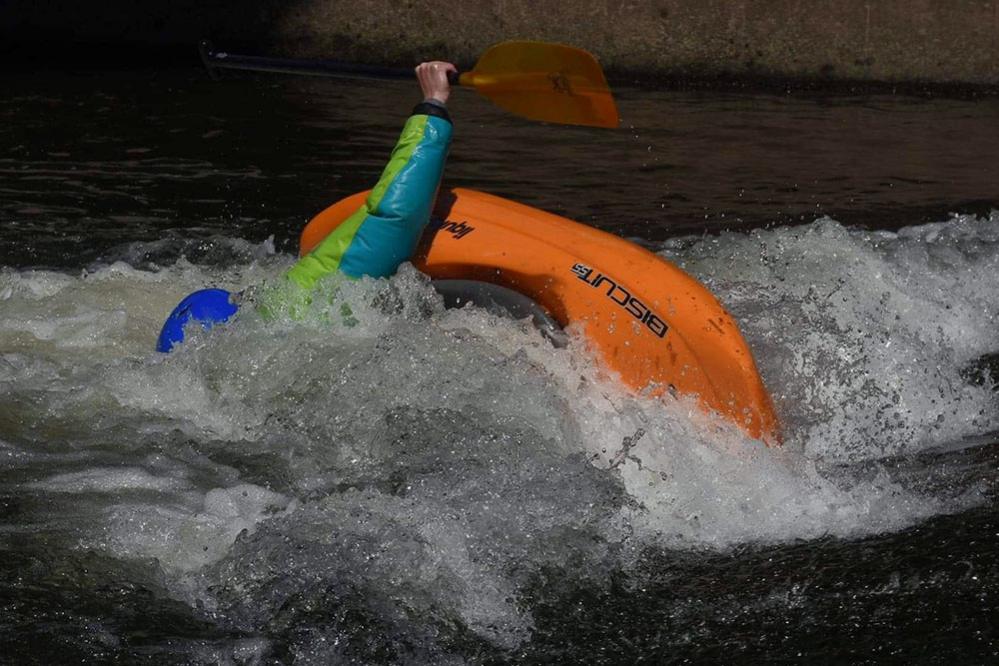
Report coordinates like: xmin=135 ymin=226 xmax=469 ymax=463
xmin=302 ymin=188 xmax=780 ymax=443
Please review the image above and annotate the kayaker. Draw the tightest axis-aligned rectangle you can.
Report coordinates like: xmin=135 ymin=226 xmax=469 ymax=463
xmin=156 ymin=61 xmax=457 ymax=352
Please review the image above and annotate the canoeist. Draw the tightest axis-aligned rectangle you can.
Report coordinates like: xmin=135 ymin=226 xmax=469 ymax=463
xmin=157 ymin=61 xmax=456 ymax=352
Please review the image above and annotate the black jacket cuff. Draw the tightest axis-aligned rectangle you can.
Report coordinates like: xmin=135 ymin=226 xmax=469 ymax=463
xmin=412 ymin=101 xmax=452 ymax=124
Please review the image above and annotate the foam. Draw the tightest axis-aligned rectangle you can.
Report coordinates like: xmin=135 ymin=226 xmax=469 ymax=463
xmin=2 ymin=218 xmax=997 ymax=653
xmin=103 ymin=483 xmax=292 ymax=574
xmin=29 ymin=466 xmax=190 ymax=493
xmin=661 ymin=213 xmax=999 ymax=460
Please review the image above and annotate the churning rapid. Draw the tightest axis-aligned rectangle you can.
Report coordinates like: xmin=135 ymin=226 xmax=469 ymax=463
xmin=3 ymin=67 xmax=999 ymax=661
xmin=2 ymin=208 xmax=996 ymax=660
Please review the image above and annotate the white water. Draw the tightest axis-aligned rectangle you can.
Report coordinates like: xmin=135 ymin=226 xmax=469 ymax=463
xmin=2 ymin=212 xmax=997 ymax=656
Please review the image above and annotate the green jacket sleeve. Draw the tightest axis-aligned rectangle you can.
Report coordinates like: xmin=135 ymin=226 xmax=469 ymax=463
xmin=285 ymin=105 xmax=453 ymax=291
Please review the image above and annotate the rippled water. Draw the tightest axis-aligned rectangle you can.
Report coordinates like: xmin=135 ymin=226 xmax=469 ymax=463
xmin=2 ymin=68 xmax=998 ymax=663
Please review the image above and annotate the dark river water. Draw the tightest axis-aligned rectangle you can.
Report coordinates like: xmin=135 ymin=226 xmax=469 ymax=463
xmin=2 ymin=67 xmax=998 ymax=664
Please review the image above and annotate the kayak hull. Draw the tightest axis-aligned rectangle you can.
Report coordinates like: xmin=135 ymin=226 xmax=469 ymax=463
xmin=301 ymin=188 xmax=780 ymax=443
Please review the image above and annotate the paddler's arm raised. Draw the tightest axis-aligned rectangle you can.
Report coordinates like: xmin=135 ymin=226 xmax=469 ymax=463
xmin=156 ymin=62 xmax=455 ymax=352
xmin=285 ymin=61 xmax=456 ymax=291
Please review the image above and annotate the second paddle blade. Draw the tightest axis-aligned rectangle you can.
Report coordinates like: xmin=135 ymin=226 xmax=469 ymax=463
xmin=459 ymin=40 xmax=619 ymax=129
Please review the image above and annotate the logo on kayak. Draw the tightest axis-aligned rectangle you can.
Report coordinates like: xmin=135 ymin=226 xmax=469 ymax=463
xmin=430 ymin=216 xmax=475 ymax=240
xmin=570 ymin=263 xmax=669 ymax=339
xmin=549 ymin=71 xmax=573 ymax=96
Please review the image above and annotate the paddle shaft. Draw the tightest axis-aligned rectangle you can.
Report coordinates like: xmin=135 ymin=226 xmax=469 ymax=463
xmin=198 ymin=40 xmax=464 ymax=85
xmin=198 ymin=39 xmax=618 ymax=128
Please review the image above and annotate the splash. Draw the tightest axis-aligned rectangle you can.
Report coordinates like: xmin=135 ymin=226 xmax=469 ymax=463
xmin=2 ymin=215 xmax=997 ymax=657
xmin=663 ymin=212 xmax=999 ymax=459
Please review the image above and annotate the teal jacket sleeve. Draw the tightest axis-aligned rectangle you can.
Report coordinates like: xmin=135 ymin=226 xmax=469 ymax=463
xmin=285 ymin=104 xmax=453 ymax=291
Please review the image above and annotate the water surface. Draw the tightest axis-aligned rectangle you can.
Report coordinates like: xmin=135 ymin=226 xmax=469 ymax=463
xmin=2 ymin=67 xmax=998 ymax=663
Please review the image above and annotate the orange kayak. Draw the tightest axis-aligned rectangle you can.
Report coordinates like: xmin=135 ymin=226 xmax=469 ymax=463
xmin=301 ymin=188 xmax=780 ymax=443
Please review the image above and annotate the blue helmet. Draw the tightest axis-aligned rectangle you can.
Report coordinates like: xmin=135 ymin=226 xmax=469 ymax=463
xmin=156 ymin=288 xmax=239 ymax=353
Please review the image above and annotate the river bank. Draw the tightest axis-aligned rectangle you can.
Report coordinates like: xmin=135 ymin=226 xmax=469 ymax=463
xmin=4 ymin=1 xmax=998 ymax=95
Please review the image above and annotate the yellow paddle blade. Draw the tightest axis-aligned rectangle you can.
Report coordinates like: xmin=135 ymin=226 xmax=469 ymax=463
xmin=458 ymin=40 xmax=619 ymax=129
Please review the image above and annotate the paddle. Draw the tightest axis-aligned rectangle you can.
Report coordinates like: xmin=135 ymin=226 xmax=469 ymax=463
xmin=198 ymin=40 xmax=619 ymax=128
